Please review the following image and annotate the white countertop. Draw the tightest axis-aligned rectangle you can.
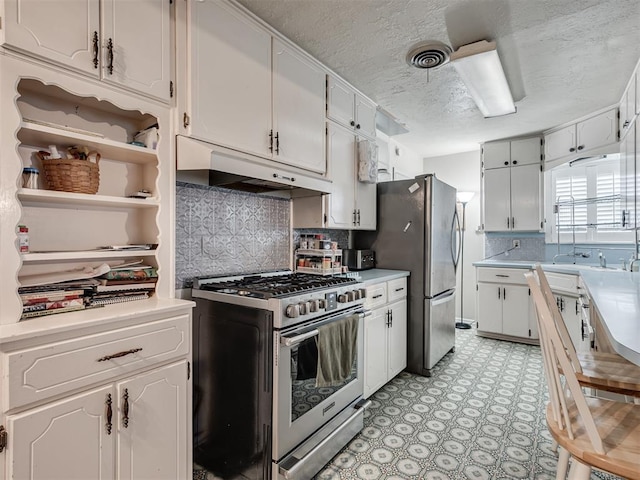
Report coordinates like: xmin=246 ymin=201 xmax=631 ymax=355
xmin=474 ymin=260 xmax=640 ymax=366
xmin=354 ymin=268 xmax=410 ymax=285
xmin=578 ymin=269 xmax=640 ymax=366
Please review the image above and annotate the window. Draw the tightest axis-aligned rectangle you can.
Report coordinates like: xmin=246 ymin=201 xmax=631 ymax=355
xmin=545 ymin=154 xmax=633 ymax=243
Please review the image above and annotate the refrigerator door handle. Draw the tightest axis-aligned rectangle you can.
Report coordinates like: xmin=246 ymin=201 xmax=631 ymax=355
xmin=451 ymin=208 xmax=462 ymax=270
xmin=431 ymin=289 xmax=456 ymax=306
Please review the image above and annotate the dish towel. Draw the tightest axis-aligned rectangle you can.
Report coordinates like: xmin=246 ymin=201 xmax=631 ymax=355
xmin=357 ymin=139 xmax=378 ymax=183
xmin=316 ymin=314 xmax=359 ymax=387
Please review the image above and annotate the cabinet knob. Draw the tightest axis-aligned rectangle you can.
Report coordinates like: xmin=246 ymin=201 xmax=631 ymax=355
xmin=356 ymin=124 xmax=361 ymax=129
xmin=577 ymin=145 xmax=584 ymax=151
xmin=569 ymin=147 xmax=576 ymax=152
xmin=504 ymin=161 xmax=509 ymax=165
xmin=350 ymin=120 xmax=355 ymax=126
xmin=512 ymin=160 xmax=518 ymax=165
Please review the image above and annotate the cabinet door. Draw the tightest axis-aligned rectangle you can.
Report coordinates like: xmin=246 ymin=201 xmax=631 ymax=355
xmin=117 ymin=361 xmax=188 ymax=480
xmin=510 ymin=164 xmax=542 ymax=231
xmin=101 ymin=0 xmax=171 ymax=101
xmin=544 ymin=125 xmax=576 ymax=161
xmin=557 ymin=295 xmax=582 ymax=352
xmin=620 ymin=125 xmax=636 ymax=229
xmin=476 ymin=283 xmax=503 ymax=334
xmin=501 ymin=285 xmax=531 ymax=338
xmin=363 ymin=308 xmax=389 ymax=398
xmin=8 ymin=385 xmax=115 ymax=480
xmin=528 ymin=292 xmax=539 ymax=340
xmin=636 ymin=71 xmax=640 ymax=115
xmin=354 ymin=168 xmax=377 ymax=231
xmin=619 ymin=82 xmax=635 ymax=137
xmin=483 ymin=141 xmax=510 ymax=170
xmin=510 ymin=137 xmax=541 ymax=167
xmin=188 ymin=0 xmax=272 ymax=157
xmin=576 ymin=108 xmax=618 ymax=152
xmin=326 ymin=123 xmax=356 ymax=228
xmin=327 ymin=75 xmax=355 ymax=129
xmin=355 ymin=93 xmax=377 ymax=139
xmin=483 ymin=168 xmax=511 ymax=231
xmin=387 ymin=300 xmax=407 ymax=379
xmin=273 ymin=39 xmax=326 ymax=174
xmin=3 ymin=0 xmax=100 ymax=76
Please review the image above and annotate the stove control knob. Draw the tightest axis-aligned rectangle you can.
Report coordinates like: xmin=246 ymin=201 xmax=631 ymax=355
xmin=359 ymin=288 xmax=367 ymax=299
xmin=298 ymin=301 xmax=309 ymax=315
xmin=318 ymin=298 xmax=327 ymax=309
xmin=352 ymin=290 xmax=361 ymax=300
xmin=285 ymin=304 xmax=300 ymax=318
xmin=309 ymin=299 xmax=319 ymax=312
xmin=337 ymin=293 xmax=348 ymax=303
xmin=346 ymin=291 xmax=355 ymax=302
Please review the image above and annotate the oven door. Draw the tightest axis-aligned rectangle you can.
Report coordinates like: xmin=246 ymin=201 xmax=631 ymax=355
xmin=273 ymin=306 xmax=365 ymax=461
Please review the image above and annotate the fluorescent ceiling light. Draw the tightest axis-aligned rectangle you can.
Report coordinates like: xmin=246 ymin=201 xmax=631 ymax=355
xmin=450 ymin=40 xmax=516 ymax=118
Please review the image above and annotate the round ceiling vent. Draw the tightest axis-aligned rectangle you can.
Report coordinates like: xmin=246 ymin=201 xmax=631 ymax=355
xmin=406 ymin=41 xmax=452 ymax=69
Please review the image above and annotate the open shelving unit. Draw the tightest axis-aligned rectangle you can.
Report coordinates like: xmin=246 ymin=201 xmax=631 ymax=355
xmin=0 ymin=70 xmax=173 ymax=325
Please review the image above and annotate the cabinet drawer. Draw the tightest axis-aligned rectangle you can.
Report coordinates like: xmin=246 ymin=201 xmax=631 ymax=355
xmin=6 ymin=314 xmax=190 ymax=410
xmin=476 ymin=267 xmax=529 ymax=285
xmin=387 ymin=277 xmax=407 ymax=302
xmin=544 ymin=271 xmax=579 ymax=295
xmin=364 ymin=283 xmax=387 ymax=310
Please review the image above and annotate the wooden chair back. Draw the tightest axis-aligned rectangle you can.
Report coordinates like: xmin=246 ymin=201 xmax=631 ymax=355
xmin=525 ymin=272 xmax=605 ymax=454
xmin=533 ymin=264 xmax=583 ymax=374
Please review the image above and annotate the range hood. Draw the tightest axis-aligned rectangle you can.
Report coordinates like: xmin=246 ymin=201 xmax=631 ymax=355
xmin=176 ymin=135 xmax=332 ymax=196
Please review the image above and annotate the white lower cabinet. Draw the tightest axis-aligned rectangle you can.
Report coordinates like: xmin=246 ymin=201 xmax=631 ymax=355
xmin=544 ymin=271 xmax=588 ymax=353
xmin=476 ymin=267 xmax=538 ymax=342
xmin=1 ymin=306 xmax=193 ymax=480
xmin=7 ymin=361 xmax=187 ymax=480
xmin=8 ymin=385 xmax=115 ymax=480
xmin=363 ymin=277 xmax=407 ymax=398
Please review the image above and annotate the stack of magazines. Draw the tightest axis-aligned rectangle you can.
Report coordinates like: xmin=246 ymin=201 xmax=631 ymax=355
xmin=89 ymin=263 xmax=157 ymax=306
xmin=19 ymin=281 xmax=96 ymax=320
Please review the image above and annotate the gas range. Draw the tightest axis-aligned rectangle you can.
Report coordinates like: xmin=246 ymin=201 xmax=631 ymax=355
xmin=192 ymin=270 xmax=366 ymax=328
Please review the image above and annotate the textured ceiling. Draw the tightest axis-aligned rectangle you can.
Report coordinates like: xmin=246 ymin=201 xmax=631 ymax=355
xmin=235 ymin=0 xmax=640 ymax=158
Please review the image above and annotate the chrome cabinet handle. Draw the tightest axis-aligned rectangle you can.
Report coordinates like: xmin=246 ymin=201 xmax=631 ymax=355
xmin=275 ymin=132 xmax=280 ymax=154
xmin=92 ymin=31 xmax=99 ymax=69
xmin=107 ymin=38 xmax=114 ymax=75
xmin=269 ymin=130 xmax=273 ymax=152
xmin=106 ymin=394 xmax=113 ymax=435
xmin=97 ymin=348 xmax=142 ymax=362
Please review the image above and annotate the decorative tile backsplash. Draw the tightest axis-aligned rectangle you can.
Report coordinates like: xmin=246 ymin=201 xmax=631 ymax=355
xmin=483 ymin=234 xmax=546 ymax=261
xmin=175 ymin=182 xmax=291 ymax=288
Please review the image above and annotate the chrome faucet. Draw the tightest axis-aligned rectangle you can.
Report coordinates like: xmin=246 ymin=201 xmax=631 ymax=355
xmin=552 ymin=251 xmax=591 ymax=264
xmin=598 ymin=251 xmax=606 ymax=268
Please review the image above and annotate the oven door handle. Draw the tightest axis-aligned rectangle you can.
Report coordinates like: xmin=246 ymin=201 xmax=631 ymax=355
xmin=281 ymin=329 xmax=319 ymax=347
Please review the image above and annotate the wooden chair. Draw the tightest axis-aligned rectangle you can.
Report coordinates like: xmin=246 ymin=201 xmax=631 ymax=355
xmin=534 ymin=264 xmax=640 ymax=399
xmin=526 ymin=272 xmax=640 ymax=480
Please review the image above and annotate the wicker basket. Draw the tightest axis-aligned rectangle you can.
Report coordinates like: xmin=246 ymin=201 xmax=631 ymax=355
xmin=40 ymin=155 xmax=100 ymax=194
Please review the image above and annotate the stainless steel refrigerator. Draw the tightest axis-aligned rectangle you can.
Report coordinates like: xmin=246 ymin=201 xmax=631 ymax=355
xmin=355 ymin=174 xmax=460 ymax=376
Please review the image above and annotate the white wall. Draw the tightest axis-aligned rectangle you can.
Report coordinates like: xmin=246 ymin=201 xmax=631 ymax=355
xmin=423 ymin=150 xmax=482 ymax=323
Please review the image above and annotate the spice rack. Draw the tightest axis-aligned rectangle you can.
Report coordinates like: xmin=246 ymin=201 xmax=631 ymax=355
xmin=295 ymin=249 xmax=342 ymax=275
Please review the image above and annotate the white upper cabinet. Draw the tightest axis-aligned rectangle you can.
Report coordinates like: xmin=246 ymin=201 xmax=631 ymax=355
xmin=186 ymin=0 xmax=272 ymax=158
xmin=327 ymin=75 xmax=377 ymax=139
xmin=483 ymin=164 xmax=542 ymax=232
xmin=2 ymin=0 xmax=100 ymax=76
xmin=483 ymin=137 xmax=540 ymax=170
xmin=619 ymin=71 xmax=636 ymax=138
xmin=100 ymin=0 xmax=172 ymax=102
xmin=179 ymin=0 xmax=326 ymax=174
xmin=2 ymin=0 xmax=171 ymax=102
xmin=272 ymin=39 xmax=326 ymax=174
xmin=544 ymin=108 xmax=619 ymax=166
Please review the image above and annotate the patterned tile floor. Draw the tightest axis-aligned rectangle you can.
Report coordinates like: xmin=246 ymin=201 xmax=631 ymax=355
xmin=194 ymin=328 xmax=621 ymax=480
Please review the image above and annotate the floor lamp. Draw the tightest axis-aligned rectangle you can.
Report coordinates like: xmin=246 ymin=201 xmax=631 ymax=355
xmin=455 ymin=191 xmax=475 ymax=329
